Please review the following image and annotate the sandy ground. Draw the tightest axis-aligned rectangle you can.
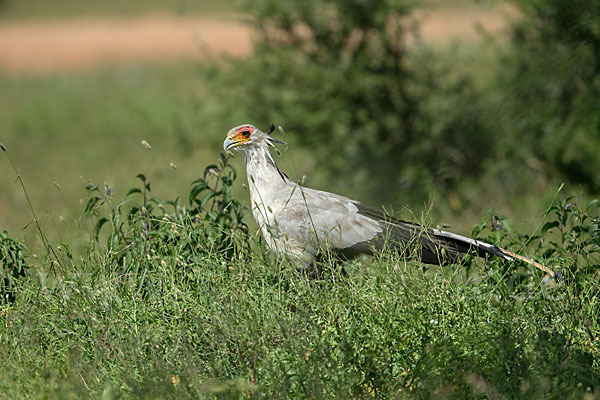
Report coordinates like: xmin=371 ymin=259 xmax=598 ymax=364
xmin=0 ymin=7 xmax=513 ymax=74
xmin=0 ymin=15 xmax=253 ymax=73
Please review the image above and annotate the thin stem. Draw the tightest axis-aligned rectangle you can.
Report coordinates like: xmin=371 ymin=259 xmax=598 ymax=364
xmin=1 ymin=144 xmax=63 ymax=271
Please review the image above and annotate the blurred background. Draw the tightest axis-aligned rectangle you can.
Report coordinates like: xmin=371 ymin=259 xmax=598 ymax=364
xmin=1 ymin=0 xmax=598 ymax=249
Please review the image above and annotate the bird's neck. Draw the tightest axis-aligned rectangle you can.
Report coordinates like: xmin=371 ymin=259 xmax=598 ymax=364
xmin=243 ymin=145 xmax=290 ymax=199
xmin=244 ymin=145 xmax=288 ymax=183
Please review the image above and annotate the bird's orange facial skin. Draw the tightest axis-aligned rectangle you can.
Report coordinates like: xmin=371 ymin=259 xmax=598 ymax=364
xmin=224 ymin=125 xmax=256 ymax=151
xmin=234 ymin=126 xmax=254 ymax=141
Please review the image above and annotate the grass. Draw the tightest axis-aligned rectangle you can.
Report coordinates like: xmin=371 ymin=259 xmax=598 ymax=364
xmin=0 ymin=57 xmax=590 ymax=255
xmin=0 ymin=63 xmax=228 ymax=249
xmin=0 ymin=18 xmax=599 ymax=396
xmin=0 ymin=186 xmax=598 ymax=397
xmin=1 ymin=142 xmax=598 ymax=398
xmin=0 ymin=0 xmax=236 ymax=19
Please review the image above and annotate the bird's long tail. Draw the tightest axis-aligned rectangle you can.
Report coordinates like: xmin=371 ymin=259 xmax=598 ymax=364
xmin=356 ymin=204 xmax=558 ymax=278
xmin=381 ymin=218 xmax=559 ymax=279
xmin=495 ymin=247 xmax=559 ymax=278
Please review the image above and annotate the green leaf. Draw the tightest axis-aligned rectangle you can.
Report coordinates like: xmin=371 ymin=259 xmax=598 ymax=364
xmin=541 ymin=221 xmax=559 ymax=234
xmin=85 ymin=183 xmax=99 ymax=192
xmin=190 ymin=183 xmax=208 ymax=203
xmin=94 ymin=217 xmax=108 ymax=239
xmin=126 ymin=188 xmax=142 ymax=197
xmin=201 ymin=192 xmax=219 ymax=208
xmin=586 ymin=199 xmax=599 ymax=210
xmin=204 ymin=164 xmax=218 ymax=171
xmin=84 ymin=197 xmax=102 ymax=217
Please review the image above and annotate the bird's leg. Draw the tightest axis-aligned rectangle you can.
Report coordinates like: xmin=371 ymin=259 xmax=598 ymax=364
xmin=296 ymin=259 xmax=323 ymax=278
xmin=310 ymin=251 xmax=349 ymax=279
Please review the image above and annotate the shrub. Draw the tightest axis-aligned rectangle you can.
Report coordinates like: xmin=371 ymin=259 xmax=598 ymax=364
xmin=472 ymin=193 xmax=600 ymax=295
xmin=83 ymin=153 xmax=249 ymax=269
xmin=497 ymin=0 xmax=600 ymax=192
xmin=0 ymin=230 xmax=30 ymax=303
xmin=215 ymin=0 xmax=497 ymax=206
xmin=2 ymin=151 xmax=599 ymax=397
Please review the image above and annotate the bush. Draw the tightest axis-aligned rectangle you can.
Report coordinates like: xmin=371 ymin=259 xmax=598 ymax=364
xmin=496 ymin=0 xmax=600 ymax=192
xmin=0 ymin=231 xmax=30 ymax=303
xmin=215 ymin=0 xmax=498 ymax=206
xmin=1 ymin=150 xmax=599 ymax=397
xmin=83 ymin=153 xmax=249 ymax=269
xmin=471 ymin=194 xmax=600 ymax=293
xmin=197 ymin=0 xmax=600 ymax=216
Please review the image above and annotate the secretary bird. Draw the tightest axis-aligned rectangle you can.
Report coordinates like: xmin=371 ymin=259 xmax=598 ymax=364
xmin=224 ymin=123 xmax=557 ymax=278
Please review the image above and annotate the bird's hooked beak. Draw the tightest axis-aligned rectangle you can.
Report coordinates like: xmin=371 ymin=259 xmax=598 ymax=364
xmin=223 ymin=137 xmax=241 ymax=152
xmin=223 ymin=131 xmax=250 ymax=151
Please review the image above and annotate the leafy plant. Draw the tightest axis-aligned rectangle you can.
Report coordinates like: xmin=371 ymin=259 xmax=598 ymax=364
xmin=0 ymin=230 xmax=30 ymax=303
xmin=209 ymin=0 xmax=496 ymax=207
xmin=472 ymin=193 xmax=600 ymax=295
xmin=188 ymin=152 xmax=249 ymax=258
xmin=83 ymin=153 xmax=249 ymax=268
xmin=536 ymin=196 xmax=600 ymax=282
xmin=496 ymin=0 xmax=600 ymax=192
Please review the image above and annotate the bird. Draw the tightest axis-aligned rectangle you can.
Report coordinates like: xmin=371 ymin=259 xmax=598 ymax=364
xmin=224 ymin=123 xmax=557 ymax=277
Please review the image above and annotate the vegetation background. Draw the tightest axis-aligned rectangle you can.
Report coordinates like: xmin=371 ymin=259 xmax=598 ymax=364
xmin=0 ymin=0 xmax=599 ymax=398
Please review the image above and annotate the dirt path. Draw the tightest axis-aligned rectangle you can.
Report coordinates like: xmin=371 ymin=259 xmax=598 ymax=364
xmin=0 ymin=14 xmax=252 ymax=74
xmin=0 ymin=7 xmax=513 ymax=74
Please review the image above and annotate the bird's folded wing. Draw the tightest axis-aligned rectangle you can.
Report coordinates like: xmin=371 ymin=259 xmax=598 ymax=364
xmin=270 ymin=186 xmax=383 ymax=251
xmin=270 ymin=185 xmax=511 ymax=264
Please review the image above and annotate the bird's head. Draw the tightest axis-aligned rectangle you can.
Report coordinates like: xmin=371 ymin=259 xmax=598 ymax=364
xmin=223 ymin=123 xmax=285 ymax=152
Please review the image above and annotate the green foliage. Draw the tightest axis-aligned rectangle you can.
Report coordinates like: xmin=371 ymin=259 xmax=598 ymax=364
xmin=221 ymin=0 xmax=496 ymax=205
xmin=1 ymin=148 xmax=600 ymax=397
xmin=0 ymin=230 xmax=29 ymax=303
xmin=473 ymin=194 xmax=600 ymax=287
xmin=83 ymin=153 xmax=249 ymax=268
xmin=496 ymin=0 xmax=600 ymax=192
xmin=188 ymin=153 xmax=249 ymax=258
xmin=537 ymin=197 xmax=600 ymax=280
xmin=196 ymin=0 xmax=600 ymax=212
xmin=0 ymin=0 xmax=234 ymax=19
xmin=1 ymin=197 xmax=599 ymax=397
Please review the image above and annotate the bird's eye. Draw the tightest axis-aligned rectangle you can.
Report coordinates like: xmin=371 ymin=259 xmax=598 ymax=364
xmin=240 ymin=129 xmax=251 ymax=138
